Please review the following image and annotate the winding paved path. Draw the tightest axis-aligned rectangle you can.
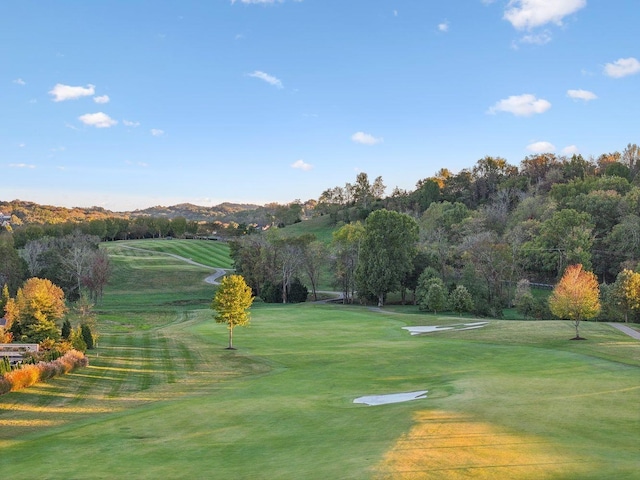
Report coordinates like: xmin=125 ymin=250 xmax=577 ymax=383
xmin=118 ymin=244 xmax=231 ymax=285
xmin=116 ymin=246 xmax=640 ymax=331
xmin=608 ymin=323 xmax=640 ymax=340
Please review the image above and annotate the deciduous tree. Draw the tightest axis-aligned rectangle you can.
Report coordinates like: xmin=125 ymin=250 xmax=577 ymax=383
xmin=449 ymin=285 xmax=474 ymax=316
xmin=332 ymin=222 xmax=364 ymax=304
xmin=356 ymin=209 xmax=419 ymax=307
xmin=549 ymin=264 xmax=600 ymax=339
xmin=613 ymin=269 xmax=640 ymax=323
xmin=211 ymin=275 xmax=254 ymax=349
xmin=6 ymin=277 xmax=67 ymax=342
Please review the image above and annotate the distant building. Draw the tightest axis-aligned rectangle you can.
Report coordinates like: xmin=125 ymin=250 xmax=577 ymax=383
xmin=0 ymin=212 xmax=10 ymax=229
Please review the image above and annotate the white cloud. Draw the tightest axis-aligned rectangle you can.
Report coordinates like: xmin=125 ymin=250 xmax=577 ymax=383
xmin=438 ymin=21 xmax=449 ymax=32
xmin=13 ymin=78 xmax=26 ymax=85
xmin=351 ymin=132 xmax=383 ymax=145
xmin=78 ymin=112 xmax=117 ymax=128
xmin=487 ymin=94 xmax=551 ymax=116
xmin=562 ymin=145 xmax=580 ymax=155
xmin=49 ymin=83 xmax=95 ymax=102
xmin=519 ymin=31 xmax=552 ymax=45
xmin=151 ymin=129 xmax=165 ymax=137
xmin=291 ymin=159 xmax=313 ymax=171
xmin=93 ymin=95 xmax=110 ymax=104
xmin=9 ymin=163 xmax=36 ymax=169
xmin=504 ymin=0 xmax=586 ymax=30
xmin=248 ymin=70 xmax=283 ymax=89
xmin=18 ymin=143 xmax=26 ymax=148
xmin=567 ymin=89 xmax=597 ymax=101
xmin=604 ymin=57 xmax=640 ymax=78
xmin=527 ymin=141 xmax=555 ymax=153
xmin=123 ymin=120 xmax=140 ymax=127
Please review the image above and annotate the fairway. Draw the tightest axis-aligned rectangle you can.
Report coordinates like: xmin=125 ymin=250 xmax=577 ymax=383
xmin=0 ymin=241 xmax=639 ymax=479
xmin=110 ymin=238 xmax=234 ymax=269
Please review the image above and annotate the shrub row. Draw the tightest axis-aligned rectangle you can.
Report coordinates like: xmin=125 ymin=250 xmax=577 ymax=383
xmin=0 ymin=350 xmax=89 ymax=395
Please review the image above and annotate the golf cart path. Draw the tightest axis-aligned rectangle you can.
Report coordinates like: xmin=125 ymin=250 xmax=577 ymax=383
xmin=608 ymin=323 xmax=640 ymax=340
xmin=118 ymin=244 xmax=230 ymax=285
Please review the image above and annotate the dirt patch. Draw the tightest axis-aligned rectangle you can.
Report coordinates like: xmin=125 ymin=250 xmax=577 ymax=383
xmin=373 ymin=411 xmax=586 ymax=479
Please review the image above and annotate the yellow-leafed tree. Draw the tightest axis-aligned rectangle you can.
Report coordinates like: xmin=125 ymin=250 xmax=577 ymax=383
xmin=211 ymin=275 xmax=254 ymax=350
xmin=549 ymin=264 xmax=600 ymax=340
xmin=5 ymin=277 xmax=67 ymax=342
xmin=616 ymin=269 xmax=640 ymax=323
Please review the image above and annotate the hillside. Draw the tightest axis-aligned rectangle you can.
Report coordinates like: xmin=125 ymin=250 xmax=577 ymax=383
xmin=127 ymin=202 xmax=261 ymax=221
xmin=0 ymin=200 xmax=261 ymax=225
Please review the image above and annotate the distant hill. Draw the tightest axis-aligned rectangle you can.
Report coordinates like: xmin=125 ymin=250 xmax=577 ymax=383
xmin=127 ymin=202 xmax=261 ymax=221
xmin=0 ymin=199 xmax=261 ymax=225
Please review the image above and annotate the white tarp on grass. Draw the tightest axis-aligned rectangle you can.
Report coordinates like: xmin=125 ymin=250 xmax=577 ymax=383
xmin=402 ymin=322 xmax=488 ymax=336
xmin=353 ymin=390 xmax=428 ymax=406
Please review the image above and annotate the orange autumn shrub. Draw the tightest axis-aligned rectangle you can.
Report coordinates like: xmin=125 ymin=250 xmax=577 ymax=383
xmin=1 ymin=349 xmax=88 ymax=394
xmin=6 ymin=364 xmax=40 ymax=390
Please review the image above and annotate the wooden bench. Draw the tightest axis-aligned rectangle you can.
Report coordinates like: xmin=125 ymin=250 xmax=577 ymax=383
xmin=0 ymin=344 xmax=39 ymax=365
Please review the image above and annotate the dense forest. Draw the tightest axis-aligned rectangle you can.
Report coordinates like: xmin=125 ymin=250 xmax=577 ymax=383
xmin=2 ymin=143 xmax=640 ymax=322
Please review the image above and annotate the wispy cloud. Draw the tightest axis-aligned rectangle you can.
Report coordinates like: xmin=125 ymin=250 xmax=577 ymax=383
xmin=351 ymin=132 xmax=383 ymax=145
xmin=604 ymin=57 xmax=640 ymax=78
xmin=94 ymin=95 xmax=110 ymax=104
xmin=438 ymin=21 xmax=450 ymax=32
xmin=567 ymin=89 xmax=597 ymax=101
xmin=123 ymin=120 xmax=140 ymax=127
xmin=527 ymin=141 xmax=555 ymax=153
xmin=248 ymin=70 xmax=283 ymax=88
xmin=487 ymin=94 xmax=551 ymax=116
xmin=562 ymin=145 xmax=579 ymax=155
xmin=9 ymin=163 xmax=36 ymax=169
xmin=518 ymin=31 xmax=552 ymax=45
xmin=78 ymin=112 xmax=117 ymax=128
xmin=49 ymin=83 xmax=95 ymax=102
xmin=13 ymin=78 xmax=26 ymax=86
xmin=291 ymin=159 xmax=313 ymax=171
xmin=151 ymin=129 xmax=165 ymax=137
xmin=504 ymin=0 xmax=586 ymax=30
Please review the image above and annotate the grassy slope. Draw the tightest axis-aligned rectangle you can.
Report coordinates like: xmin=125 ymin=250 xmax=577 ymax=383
xmin=0 ymin=241 xmax=638 ymax=479
xmin=274 ymin=215 xmax=338 ymax=244
xmin=271 ymin=215 xmax=339 ymax=292
xmin=110 ymin=238 xmax=233 ymax=269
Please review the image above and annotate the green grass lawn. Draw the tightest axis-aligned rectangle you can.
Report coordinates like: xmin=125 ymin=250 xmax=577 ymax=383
xmin=275 ymin=215 xmax=338 ymax=244
xmin=0 ymin=241 xmax=638 ymax=479
xmin=109 ymin=238 xmax=234 ymax=269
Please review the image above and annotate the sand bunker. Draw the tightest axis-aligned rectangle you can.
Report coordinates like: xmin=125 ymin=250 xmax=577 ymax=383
xmin=403 ymin=322 xmax=488 ymax=336
xmin=353 ymin=390 xmax=428 ymax=406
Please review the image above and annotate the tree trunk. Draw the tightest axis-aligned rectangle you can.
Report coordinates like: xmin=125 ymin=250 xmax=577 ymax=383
xmin=227 ymin=326 xmax=235 ymax=349
xmin=377 ymin=293 xmax=384 ymax=307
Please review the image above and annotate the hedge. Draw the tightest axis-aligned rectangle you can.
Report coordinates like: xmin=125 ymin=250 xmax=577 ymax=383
xmin=0 ymin=350 xmax=89 ymax=395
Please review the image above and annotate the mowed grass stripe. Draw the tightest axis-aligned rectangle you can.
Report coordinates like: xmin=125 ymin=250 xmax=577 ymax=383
xmin=2 ymin=240 xmax=639 ymax=478
xmin=107 ymin=239 xmax=233 ymax=269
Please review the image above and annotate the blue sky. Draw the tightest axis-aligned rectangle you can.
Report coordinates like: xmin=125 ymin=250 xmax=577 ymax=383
xmin=1 ymin=0 xmax=638 ymax=211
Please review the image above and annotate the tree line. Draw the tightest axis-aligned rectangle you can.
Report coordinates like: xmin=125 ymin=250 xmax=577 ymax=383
xmin=231 ymin=143 xmax=640 ymax=322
